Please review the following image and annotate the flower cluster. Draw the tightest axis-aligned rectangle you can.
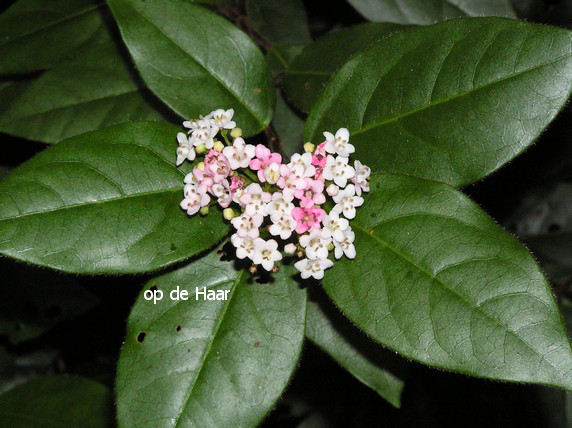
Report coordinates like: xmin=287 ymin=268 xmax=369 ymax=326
xmin=177 ymin=109 xmax=371 ymax=280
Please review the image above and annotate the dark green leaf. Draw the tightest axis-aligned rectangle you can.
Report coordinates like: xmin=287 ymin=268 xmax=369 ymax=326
xmin=0 ymin=259 xmax=98 ymax=344
xmin=306 ymin=294 xmax=405 ymax=407
xmin=0 ymin=0 xmax=106 ymax=74
xmin=0 ymin=39 xmax=172 ymax=144
xmin=306 ymin=19 xmax=572 ymax=186
xmin=347 ymin=0 xmax=515 ymax=24
xmin=267 ymin=44 xmax=305 ymax=78
xmin=246 ymin=0 xmax=311 ymax=45
xmin=0 ymin=376 xmax=112 ymax=427
xmin=283 ymin=23 xmax=405 ymax=112
xmin=323 ymin=173 xmax=572 ymax=390
xmin=116 ymin=251 xmax=306 ymax=427
xmin=107 ymin=0 xmax=275 ymax=136
xmin=0 ymin=122 xmax=227 ymax=274
xmin=273 ymin=92 xmax=305 ymax=157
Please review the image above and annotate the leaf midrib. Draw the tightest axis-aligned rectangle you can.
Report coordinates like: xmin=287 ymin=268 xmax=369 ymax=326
xmin=342 ymin=50 xmax=571 ymax=139
xmin=124 ymin=2 xmax=264 ymax=127
xmin=0 ymin=3 xmax=104 ymax=48
xmin=172 ymin=270 xmax=244 ymax=428
xmin=352 ymin=222 xmax=569 ymax=379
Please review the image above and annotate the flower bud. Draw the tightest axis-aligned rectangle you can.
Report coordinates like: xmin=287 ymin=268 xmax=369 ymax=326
xmin=196 ymin=161 xmax=205 ymax=171
xmin=196 ymin=144 xmax=207 ymax=154
xmin=223 ymin=208 xmax=237 ymax=220
xmin=272 ymin=265 xmax=279 ymax=273
xmin=230 ymin=127 xmax=242 ymax=139
xmin=327 ymin=242 xmax=335 ymax=251
xmin=303 ymin=142 xmax=315 ymax=153
xmin=296 ymin=250 xmax=304 ymax=258
xmin=249 ymin=264 xmax=257 ymax=274
xmin=199 ymin=206 xmax=209 ymax=216
xmin=213 ymin=140 xmax=225 ymax=152
xmin=284 ymin=243 xmax=296 ymax=254
xmin=326 ymin=183 xmax=339 ymax=196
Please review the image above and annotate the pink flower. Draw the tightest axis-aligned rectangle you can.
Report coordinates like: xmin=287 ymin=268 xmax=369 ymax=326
xmin=239 ymin=183 xmax=272 ymax=216
xmin=190 ymin=167 xmax=214 ymax=193
xmin=312 ymin=143 xmax=327 ymax=168
xmin=277 ymin=164 xmax=306 ymax=201
xmin=292 ymin=206 xmax=326 ymax=234
xmin=230 ymin=176 xmax=245 ymax=193
xmin=295 ymin=178 xmax=326 ymax=208
xmin=204 ymin=150 xmax=231 ymax=183
xmin=249 ymin=144 xmax=282 ymax=182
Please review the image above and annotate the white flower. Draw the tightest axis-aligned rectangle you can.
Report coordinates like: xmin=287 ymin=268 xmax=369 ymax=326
xmin=231 ymin=213 xmax=263 ymax=239
xmin=332 ymin=184 xmax=364 ymax=219
xmin=264 ymin=192 xmax=294 ymax=219
xmin=352 ymin=160 xmax=371 ymax=196
xmin=264 ymin=162 xmax=281 ymax=184
xmin=284 ymin=243 xmax=297 ymax=254
xmin=180 ymin=185 xmax=210 ymax=215
xmin=176 ymin=132 xmax=195 ymax=166
xmin=239 ymin=183 xmax=271 ymax=216
xmin=321 ymin=211 xmax=349 ymax=242
xmin=208 ymin=108 xmax=236 ymax=130
xmin=190 ymin=118 xmax=218 ymax=149
xmin=323 ymin=128 xmax=354 ymax=157
xmin=288 ymin=153 xmax=315 ymax=179
xmin=222 ymin=137 xmax=255 ymax=170
xmin=322 ymin=155 xmax=355 ymax=188
xmin=334 ymin=229 xmax=356 ymax=259
xmin=269 ymin=212 xmax=296 ymax=240
xmin=231 ymin=233 xmax=255 ymax=260
xmin=299 ymin=230 xmax=332 ymax=260
xmin=294 ymin=258 xmax=333 ymax=280
xmin=211 ymin=180 xmax=232 ymax=208
xmin=252 ymin=238 xmax=282 ymax=271
xmin=326 ymin=183 xmax=339 ymax=197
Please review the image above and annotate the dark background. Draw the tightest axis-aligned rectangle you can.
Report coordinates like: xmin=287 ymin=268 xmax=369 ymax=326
xmin=1 ymin=0 xmax=572 ymax=427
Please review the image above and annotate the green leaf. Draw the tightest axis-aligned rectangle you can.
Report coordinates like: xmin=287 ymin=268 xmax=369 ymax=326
xmin=0 ymin=0 xmax=107 ymax=74
xmin=347 ymin=0 xmax=515 ymax=24
xmin=116 ymin=251 xmax=306 ymax=427
xmin=273 ymin=92 xmax=305 ymax=157
xmin=306 ymin=294 xmax=405 ymax=407
xmin=0 ymin=376 xmax=112 ymax=427
xmin=306 ymin=18 xmax=572 ymax=186
xmin=246 ymin=0 xmax=311 ymax=45
xmin=107 ymin=0 xmax=275 ymax=136
xmin=0 ymin=39 xmax=172 ymax=144
xmin=0 ymin=122 xmax=227 ymax=274
xmin=283 ymin=23 xmax=405 ymax=113
xmin=323 ymin=173 xmax=572 ymax=390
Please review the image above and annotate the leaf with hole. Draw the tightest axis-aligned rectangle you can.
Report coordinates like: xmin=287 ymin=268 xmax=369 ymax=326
xmin=346 ymin=0 xmax=515 ymax=24
xmin=0 ymin=122 xmax=227 ymax=274
xmin=322 ymin=173 xmax=572 ymax=390
xmin=305 ymin=18 xmax=572 ymax=186
xmin=107 ymin=0 xmax=275 ymax=136
xmin=116 ymin=251 xmax=306 ymax=427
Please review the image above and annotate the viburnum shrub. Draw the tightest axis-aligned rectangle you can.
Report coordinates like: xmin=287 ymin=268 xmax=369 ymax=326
xmin=1 ymin=0 xmax=572 ymax=426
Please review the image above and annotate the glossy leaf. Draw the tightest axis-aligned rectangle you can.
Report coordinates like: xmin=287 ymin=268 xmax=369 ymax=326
xmin=0 ymin=122 xmax=227 ymax=274
xmin=273 ymin=92 xmax=305 ymax=157
xmin=347 ymin=0 xmax=515 ymax=24
xmin=283 ymin=23 xmax=405 ymax=112
xmin=0 ymin=39 xmax=172 ymax=144
xmin=116 ymin=251 xmax=306 ymax=427
xmin=107 ymin=0 xmax=275 ymax=136
xmin=0 ymin=0 xmax=106 ymax=74
xmin=306 ymin=295 xmax=405 ymax=407
xmin=306 ymin=18 xmax=572 ymax=187
xmin=0 ymin=376 xmax=112 ymax=427
xmin=246 ymin=0 xmax=311 ymax=45
xmin=323 ymin=173 xmax=572 ymax=390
